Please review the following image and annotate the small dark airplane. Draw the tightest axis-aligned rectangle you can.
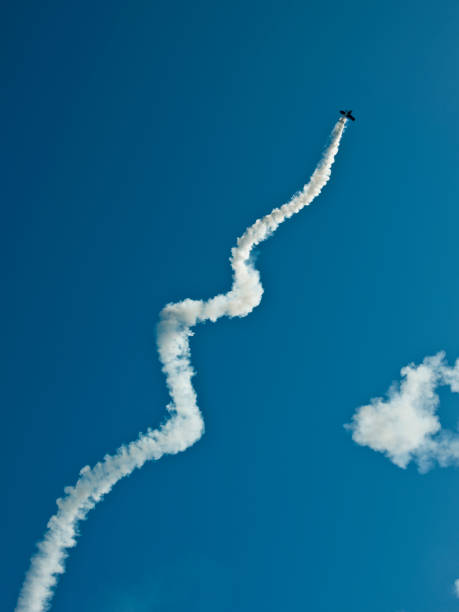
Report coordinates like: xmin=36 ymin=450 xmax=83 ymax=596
xmin=340 ymin=109 xmax=356 ymax=121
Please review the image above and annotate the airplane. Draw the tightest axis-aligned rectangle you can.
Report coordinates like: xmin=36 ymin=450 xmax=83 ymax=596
xmin=340 ymin=109 xmax=355 ymax=121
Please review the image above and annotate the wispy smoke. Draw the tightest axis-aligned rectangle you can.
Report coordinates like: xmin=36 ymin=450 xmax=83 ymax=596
xmin=16 ymin=118 xmax=347 ymax=612
xmin=346 ymin=352 xmax=459 ymax=596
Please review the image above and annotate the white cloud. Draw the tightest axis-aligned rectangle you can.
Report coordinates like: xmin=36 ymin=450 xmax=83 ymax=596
xmin=346 ymin=353 xmax=446 ymax=469
xmin=346 ymin=352 xmax=459 ymax=471
xmin=347 ymin=352 xmax=459 ymax=596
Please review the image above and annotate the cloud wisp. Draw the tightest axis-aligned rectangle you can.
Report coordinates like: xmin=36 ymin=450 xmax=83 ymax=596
xmin=16 ymin=118 xmax=347 ymax=612
xmin=346 ymin=352 xmax=459 ymax=472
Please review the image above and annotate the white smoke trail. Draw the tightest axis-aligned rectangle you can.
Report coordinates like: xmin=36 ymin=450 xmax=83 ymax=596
xmin=15 ymin=118 xmax=347 ymax=612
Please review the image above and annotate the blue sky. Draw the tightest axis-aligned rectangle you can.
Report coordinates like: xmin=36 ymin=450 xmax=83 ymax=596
xmin=4 ymin=1 xmax=459 ymax=610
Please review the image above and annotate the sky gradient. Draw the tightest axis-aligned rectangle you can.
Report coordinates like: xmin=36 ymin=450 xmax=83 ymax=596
xmin=4 ymin=1 xmax=459 ymax=611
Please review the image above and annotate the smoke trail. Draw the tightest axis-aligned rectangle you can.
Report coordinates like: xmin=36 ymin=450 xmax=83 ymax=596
xmin=16 ymin=118 xmax=347 ymax=612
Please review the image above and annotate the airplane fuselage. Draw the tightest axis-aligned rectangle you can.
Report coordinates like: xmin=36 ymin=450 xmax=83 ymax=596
xmin=339 ymin=110 xmax=355 ymax=121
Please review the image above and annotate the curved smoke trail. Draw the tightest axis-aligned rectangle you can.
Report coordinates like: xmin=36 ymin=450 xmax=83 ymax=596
xmin=16 ymin=118 xmax=347 ymax=612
